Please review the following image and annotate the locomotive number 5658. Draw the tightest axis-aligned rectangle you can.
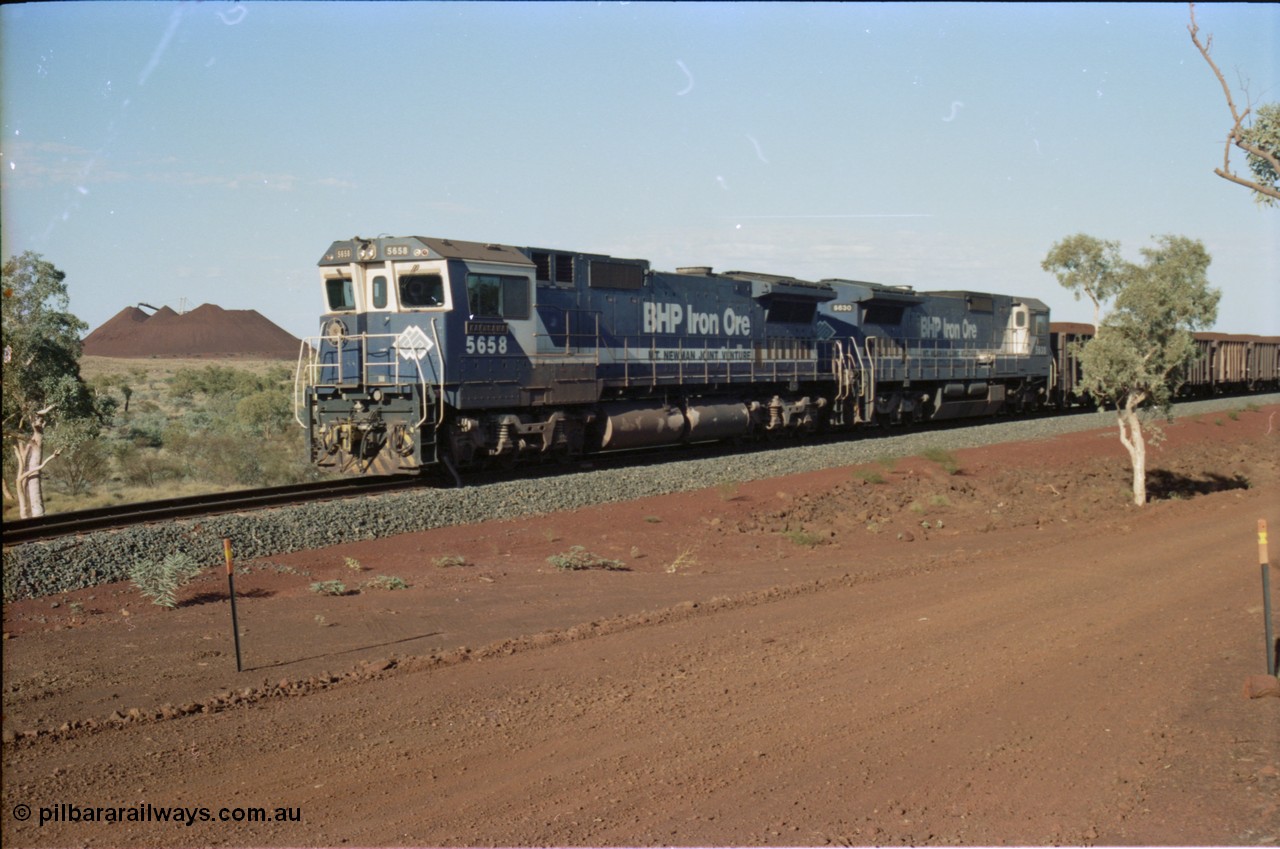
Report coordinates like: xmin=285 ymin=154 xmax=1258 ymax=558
xmin=465 ymin=335 xmax=508 ymax=355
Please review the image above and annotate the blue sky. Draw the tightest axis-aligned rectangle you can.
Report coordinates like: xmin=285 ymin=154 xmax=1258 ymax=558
xmin=3 ymin=1 xmax=1277 ymax=342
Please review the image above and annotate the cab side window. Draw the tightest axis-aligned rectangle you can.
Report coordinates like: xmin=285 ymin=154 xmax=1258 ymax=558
xmin=399 ymin=273 xmax=445 ymax=308
xmin=466 ymin=274 xmax=530 ymax=320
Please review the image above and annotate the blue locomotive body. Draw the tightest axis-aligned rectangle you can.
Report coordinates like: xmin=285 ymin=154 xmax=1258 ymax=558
xmin=296 ymin=236 xmax=1052 ymax=474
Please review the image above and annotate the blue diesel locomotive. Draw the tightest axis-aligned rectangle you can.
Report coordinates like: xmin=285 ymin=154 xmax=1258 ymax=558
xmin=295 ymin=236 xmax=1052 ymax=475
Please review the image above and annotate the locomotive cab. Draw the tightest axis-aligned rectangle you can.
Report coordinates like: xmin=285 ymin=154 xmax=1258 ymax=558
xmin=296 ymin=236 xmax=536 ymax=474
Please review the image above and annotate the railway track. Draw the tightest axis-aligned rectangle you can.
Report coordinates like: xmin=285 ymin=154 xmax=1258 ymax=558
xmin=1 ymin=476 xmax=424 ymax=546
xmin=4 ymin=393 xmax=1270 ymax=549
xmin=0 ymin=408 xmax=1068 ymax=548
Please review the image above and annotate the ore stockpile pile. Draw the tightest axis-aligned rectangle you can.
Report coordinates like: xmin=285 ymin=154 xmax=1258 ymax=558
xmin=5 ymin=394 xmax=1275 ymax=602
xmin=82 ymin=304 xmax=301 ymax=358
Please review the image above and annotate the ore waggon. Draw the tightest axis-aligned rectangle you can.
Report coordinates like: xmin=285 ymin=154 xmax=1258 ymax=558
xmin=1050 ymin=323 xmax=1280 ymax=405
xmin=293 ymin=236 xmax=1274 ymax=476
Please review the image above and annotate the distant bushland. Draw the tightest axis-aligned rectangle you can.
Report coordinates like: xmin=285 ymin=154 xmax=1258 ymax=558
xmin=4 ymin=357 xmax=336 ymax=520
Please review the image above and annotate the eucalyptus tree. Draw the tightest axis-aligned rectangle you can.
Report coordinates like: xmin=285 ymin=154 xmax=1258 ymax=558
xmin=2 ymin=252 xmax=105 ymax=517
xmin=1042 ymin=235 xmax=1220 ymax=506
xmin=1041 ymin=234 xmax=1129 ymax=327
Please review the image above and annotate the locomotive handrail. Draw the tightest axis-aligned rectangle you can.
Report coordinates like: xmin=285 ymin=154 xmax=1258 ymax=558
xmin=427 ymin=318 xmax=444 ymax=430
xmin=832 ymin=341 xmax=848 ymax=404
xmin=864 ymin=337 xmax=878 ymax=406
xmin=295 ymin=331 xmax=434 ymax=428
xmin=409 ymin=352 xmax=430 ymax=430
xmin=532 ymin=306 xmax=603 ymax=357
xmin=609 ymin=333 xmax=822 ymax=390
xmin=298 ymin=332 xmax=427 ymax=387
xmin=293 ymin=339 xmax=311 ymax=429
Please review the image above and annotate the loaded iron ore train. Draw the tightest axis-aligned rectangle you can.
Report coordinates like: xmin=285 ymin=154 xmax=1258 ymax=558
xmin=294 ymin=236 xmax=1278 ymax=476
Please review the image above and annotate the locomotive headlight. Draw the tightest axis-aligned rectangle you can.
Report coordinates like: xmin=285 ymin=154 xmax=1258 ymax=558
xmin=324 ymin=318 xmax=348 ymax=340
xmin=372 ymin=389 xmax=383 ymax=402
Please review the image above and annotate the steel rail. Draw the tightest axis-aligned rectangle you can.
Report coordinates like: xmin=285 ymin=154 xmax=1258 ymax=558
xmin=2 ymin=476 xmax=423 ymax=546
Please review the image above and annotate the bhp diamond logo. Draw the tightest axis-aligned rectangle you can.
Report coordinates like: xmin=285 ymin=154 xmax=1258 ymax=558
xmin=395 ymin=325 xmax=434 ymax=361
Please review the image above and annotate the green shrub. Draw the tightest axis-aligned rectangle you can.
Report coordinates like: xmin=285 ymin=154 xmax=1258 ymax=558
xmin=309 ymin=580 xmax=347 ymax=596
xmin=432 ymin=555 xmax=467 ymax=568
xmin=236 ymin=390 xmax=294 ymax=437
xmin=922 ymin=447 xmax=961 ymax=475
xmin=716 ymin=481 xmax=740 ymax=501
xmin=113 ymin=443 xmax=182 ymax=487
xmin=783 ymin=529 xmax=824 ymax=548
xmin=130 ymin=553 xmax=201 ymax=608
xmin=45 ymin=434 xmax=111 ymax=495
xmin=547 ymin=546 xmax=625 ymax=571
xmin=362 ymin=575 xmax=409 ymax=591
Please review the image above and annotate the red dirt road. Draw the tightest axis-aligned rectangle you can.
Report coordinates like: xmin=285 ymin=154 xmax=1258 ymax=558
xmin=4 ymin=407 xmax=1279 ymax=846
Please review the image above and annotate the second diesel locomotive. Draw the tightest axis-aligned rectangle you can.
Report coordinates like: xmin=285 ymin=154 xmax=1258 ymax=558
xmin=295 ymin=236 xmax=1053 ymax=475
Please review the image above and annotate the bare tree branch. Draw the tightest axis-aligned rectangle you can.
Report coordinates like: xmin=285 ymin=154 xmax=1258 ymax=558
xmin=1188 ymin=3 xmax=1280 ymax=202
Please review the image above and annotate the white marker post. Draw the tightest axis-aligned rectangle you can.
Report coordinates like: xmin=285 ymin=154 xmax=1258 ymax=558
xmin=1260 ymin=520 xmax=1275 ymax=677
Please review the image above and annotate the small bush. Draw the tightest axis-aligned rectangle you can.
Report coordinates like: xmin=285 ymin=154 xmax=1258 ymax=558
xmin=309 ymin=580 xmax=348 ymax=596
xmin=362 ymin=575 xmax=408 ymax=591
xmin=922 ymin=447 xmax=961 ymax=475
xmin=46 ymin=435 xmax=111 ymax=496
xmin=854 ymin=468 xmax=885 ymax=484
xmin=344 ymin=556 xmax=364 ymax=572
xmin=783 ymin=529 xmax=824 ymax=548
xmin=113 ymin=443 xmax=182 ymax=487
xmin=667 ymin=547 xmax=699 ymax=573
xmin=432 ymin=555 xmax=467 ymax=568
xmin=547 ymin=546 xmax=625 ymax=571
xmin=130 ymin=553 xmax=201 ymax=608
xmin=643 ymin=516 xmax=662 ymax=524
